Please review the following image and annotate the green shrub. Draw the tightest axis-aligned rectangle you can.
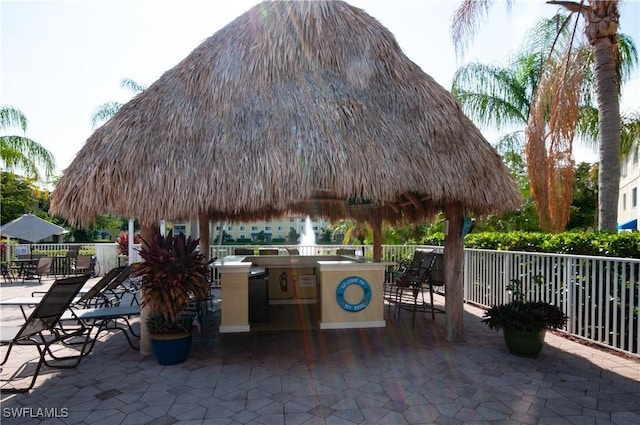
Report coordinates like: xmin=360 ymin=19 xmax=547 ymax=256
xmin=422 ymin=231 xmax=639 ymax=258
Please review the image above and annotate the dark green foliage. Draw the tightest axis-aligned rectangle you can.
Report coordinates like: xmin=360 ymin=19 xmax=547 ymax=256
xmin=422 ymin=231 xmax=640 ymax=258
xmin=146 ymin=315 xmax=194 ymax=334
xmin=318 ymin=228 xmax=333 ymax=243
xmin=568 ymin=162 xmax=597 ymax=230
xmin=482 ymin=300 xmax=568 ymax=332
xmin=287 ymin=228 xmax=300 ymax=244
xmin=1 ymin=172 xmax=40 ymax=223
xmin=482 ymin=278 xmax=567 ymax=332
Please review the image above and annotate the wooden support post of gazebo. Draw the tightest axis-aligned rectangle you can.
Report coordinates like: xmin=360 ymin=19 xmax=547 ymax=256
xmin=199 ymin=212 xmax=210 ymax=261
xmin=444 ymin=202 xmax=465 ymax=342
xmin=139 ymin=223 xmax=157 ymax=356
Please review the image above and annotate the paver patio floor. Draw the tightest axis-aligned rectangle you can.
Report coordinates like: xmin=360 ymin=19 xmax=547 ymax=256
xmin=1 ymin=277 xmax=639 ymax=424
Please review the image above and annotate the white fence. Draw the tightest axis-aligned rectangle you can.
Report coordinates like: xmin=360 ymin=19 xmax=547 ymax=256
xmin=7 ymin=243 xmax=639 ymax=356
xmin=463 ymin=249 xmax=640 ymax=356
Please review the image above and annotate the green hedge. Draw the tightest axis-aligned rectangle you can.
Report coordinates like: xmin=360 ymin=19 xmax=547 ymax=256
xmin=421 ymin=231 xmax=640 ymax=258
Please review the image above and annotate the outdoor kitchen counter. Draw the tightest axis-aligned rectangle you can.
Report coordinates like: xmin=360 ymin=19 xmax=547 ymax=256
xmin=216 ymin=255 xmax=389 ymax=332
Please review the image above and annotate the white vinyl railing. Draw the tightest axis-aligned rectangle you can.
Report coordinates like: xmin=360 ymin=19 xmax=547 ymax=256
xmin=463 ymin=248 xmax=639 ymax=357
xmin=7 ymin=243 xmax=639 ymax=356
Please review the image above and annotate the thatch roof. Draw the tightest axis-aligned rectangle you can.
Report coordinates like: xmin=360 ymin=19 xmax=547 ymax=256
xmin=50 ymin=0 xmax=521 ymax=227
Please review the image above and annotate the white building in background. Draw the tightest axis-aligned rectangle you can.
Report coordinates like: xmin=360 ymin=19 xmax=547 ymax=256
xmin=618 ymin=145 xmax=639 ymax=231
xmin=173 ymin=216 xmax=333 ymax=243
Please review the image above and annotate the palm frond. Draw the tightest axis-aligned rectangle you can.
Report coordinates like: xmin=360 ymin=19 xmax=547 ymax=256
xmin=452 ymin=60 xmax=534 ymax=128
xmin=0 ymin=107 xmax=28 ymax=133
xmin=621 ymin=110 xmax=640 ymax=157
xmin=0 ymin=135 xmax=56 ymax=180
xmin=451 ymin=0 xmax=495 ymax=57
xmin=91 ymin=102 xmax=123 ymax=129
xmin=120 ymin=78 xmax=147 ymax=94
xmin=617 ymin=33 xmax=639 ymax=85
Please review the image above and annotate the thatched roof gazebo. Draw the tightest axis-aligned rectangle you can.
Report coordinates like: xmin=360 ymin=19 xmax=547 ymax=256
xmin=51 ymin=0 xmax=521 ymax=347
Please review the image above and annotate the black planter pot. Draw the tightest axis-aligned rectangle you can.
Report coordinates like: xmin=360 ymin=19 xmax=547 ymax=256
xmin=150 ymin=332 xmax=193 ymax=365
xmin=503 ymin=328 xmax=546 ymax=358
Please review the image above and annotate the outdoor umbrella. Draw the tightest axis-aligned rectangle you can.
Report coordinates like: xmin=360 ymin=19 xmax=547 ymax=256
xmin=0 ymin=214 xmax=69 ymax=262
xmin=0 ymin=214 xmax=69 ymax=243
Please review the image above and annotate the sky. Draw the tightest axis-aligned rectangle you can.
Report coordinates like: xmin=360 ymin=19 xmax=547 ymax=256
xmin=2 ymin=0 xmax=639 ymax=178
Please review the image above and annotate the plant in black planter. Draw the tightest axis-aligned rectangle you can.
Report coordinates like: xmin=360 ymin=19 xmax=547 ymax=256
xmin=482 ymin=276 xmax=567 ymax=358
xmin=131 ymin=230 xmax=210 ymax=365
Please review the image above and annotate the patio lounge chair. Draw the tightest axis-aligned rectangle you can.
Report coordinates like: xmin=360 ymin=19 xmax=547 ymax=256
xmin=61 ymin=305 xmax=140 ymax=355
xmin=57 ymin=266 xmax=141 ymax=355
xmin=31 ymin=265 xmax=132 ymax=307
xmin=74 ymin=266 xmax=133 ymax=307
xmin=0 ymin=274 xmax=91 ymax=393
xmin=100 ymin=265 xmax=140 ymax=306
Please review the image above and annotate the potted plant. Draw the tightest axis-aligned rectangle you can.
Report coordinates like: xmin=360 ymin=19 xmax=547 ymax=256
xmin=131 ymin=230 xmax=210 ymax=365
xmin=482 ymin=276 xmax=567 ymax=358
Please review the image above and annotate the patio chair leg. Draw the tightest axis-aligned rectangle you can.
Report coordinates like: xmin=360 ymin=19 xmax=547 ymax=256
xmin=88 ymin=321 xmax=139 ymax=353
xmin=394 ymin=287 xmax=404 ymax=321
xmin=411 ymin=286 xmax=420 ymax=329
xmin=429 ymin=286 xmax=435 ymax=320
xmin=0 ymin=348 xmax=47 ymax=393
xmin=1 ymin=360 xmax=44 ymax=393
xmin=0 ymin=343 xmax=16 ymax=365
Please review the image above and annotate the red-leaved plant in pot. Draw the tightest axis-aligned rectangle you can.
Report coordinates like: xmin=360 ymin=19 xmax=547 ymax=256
xmin=116 ymin=231 xmax=142 ymax=255
xmin=131 ymin=230 xmax=209 ymax=364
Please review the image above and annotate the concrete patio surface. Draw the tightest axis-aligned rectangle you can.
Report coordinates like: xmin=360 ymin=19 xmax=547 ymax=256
xmin=1 ymin=276 xmax=639 ymax=425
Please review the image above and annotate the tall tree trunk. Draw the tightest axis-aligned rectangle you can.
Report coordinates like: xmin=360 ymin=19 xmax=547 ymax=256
xmin=588 ymin=1 xmax=621 ymax=231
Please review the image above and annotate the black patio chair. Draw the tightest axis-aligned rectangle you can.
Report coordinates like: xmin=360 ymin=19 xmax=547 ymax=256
xmin=55 ymin=266 xmax=141 ymax=355
xmin=22 ymin=256 xmax=53 ymax=284
xmin=61 ymin=305 xmax=140 ymax=355
xmin=424 ymin=253 xmax=445 ymax=320
xmin=388 ymin=249 xmax=436 ymax=328
xmin=74 ymin=266 xmax=131 ymax=307
xmin=1 ymin=262 xmax=14 ymax=283
xmin=0 ymin=274 xmax=91 ymax=393
xmin=100 ymin=265 xmax=139 ymax=306
xmin=31 ymin=265 xmax=129 ymax=306
xmin=72 ymin=254 xmax=94 ymax=276
xmin=386 ymin=249 xmax=433 ymax=307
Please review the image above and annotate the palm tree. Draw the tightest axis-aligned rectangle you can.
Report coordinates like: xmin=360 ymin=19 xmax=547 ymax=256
xmin=0 ymin=106 xmax=56 ymax=181
xmin=454 ymin=16 xmax=579 ymax=232
xmin=452 ymin=0 xmax=635 ymax=231
xmin=90 ymin=78 xmax=146 ymax=128
xmin=330 ymin=219 xmax=370 ymax=245
xmin=620 ymin=111 xmax=640 ymax=157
